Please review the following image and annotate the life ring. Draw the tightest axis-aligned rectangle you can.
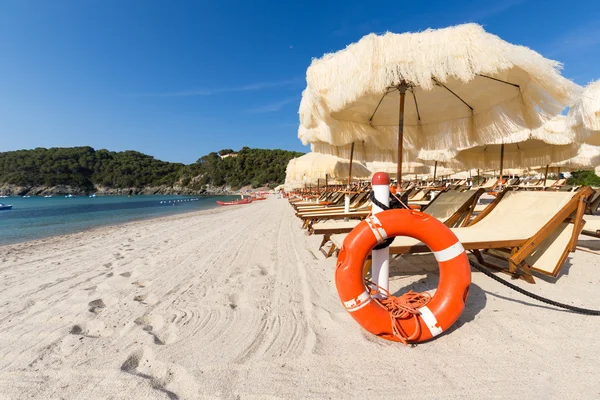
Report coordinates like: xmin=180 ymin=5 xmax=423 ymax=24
xmin=335 ymin=209 xmax=471 ymax=344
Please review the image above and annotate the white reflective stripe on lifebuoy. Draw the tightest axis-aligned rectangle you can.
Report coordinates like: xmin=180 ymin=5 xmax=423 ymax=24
xmin=419 ymin=305 xmax=443 ymax=337
xmin=343 ymin=290 xmax=371 ymax=312
xmin=432 ymin=242 xmax=465 ymax=262
xmin=365 ymin=215 xmax=388 ymax=244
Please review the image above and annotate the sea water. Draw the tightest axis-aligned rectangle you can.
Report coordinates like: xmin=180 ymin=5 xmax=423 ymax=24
xmin=0 ymin=194 xmax=241 ymax=245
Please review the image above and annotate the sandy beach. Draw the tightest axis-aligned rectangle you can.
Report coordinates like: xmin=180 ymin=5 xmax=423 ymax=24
xmin=1 ymin=197 xmax=599 ymax=399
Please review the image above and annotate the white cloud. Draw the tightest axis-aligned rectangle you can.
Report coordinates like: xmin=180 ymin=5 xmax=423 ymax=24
xmin=132 ymin=78 xmax=302 ymax=97
xmin=246 ymin=97 xmax=298 ymax=114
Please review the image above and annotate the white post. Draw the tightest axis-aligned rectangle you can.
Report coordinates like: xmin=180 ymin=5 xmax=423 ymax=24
xmin=344 ymin=194 xmax=350 ymax=213
xmin=343 ymin=193 xmax=350 ymax=222
xmin=371 ymin=172 xmax=390 ymax=296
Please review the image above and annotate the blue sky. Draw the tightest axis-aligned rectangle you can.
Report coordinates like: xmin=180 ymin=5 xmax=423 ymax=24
xmin=1 ymin=0 xmax=599 ymax=163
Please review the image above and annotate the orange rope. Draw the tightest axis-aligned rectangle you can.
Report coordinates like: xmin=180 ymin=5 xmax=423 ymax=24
xmin=366 ymin=280 xmax=431 ymax=345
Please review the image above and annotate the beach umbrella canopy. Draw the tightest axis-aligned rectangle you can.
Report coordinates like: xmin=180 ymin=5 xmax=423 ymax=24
xmin=419 ymin=116 xmax=579 ymax=176
xmin=453 ymin=139 xmax=579 ymax=170
xmin=567 ymin=80 xmax=600 ymax=145
xmin=298 ymin=23 xmax=581 ymax=181
xmin=365 ymin=161 xmax=429 ymax=177
xmin=448 ymin=169 xmax=478 ymax=180
xmin=286 ymin=152 xmax=371 ymax=185
xmin=311 ymin=141 xmax=415 ymax=163
xmin=531 ymin=144 xmax=600 ymax=173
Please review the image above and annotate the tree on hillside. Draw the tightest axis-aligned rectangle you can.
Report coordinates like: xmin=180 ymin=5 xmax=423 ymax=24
xmin=0 ymin=146 xmax=304 ymax=191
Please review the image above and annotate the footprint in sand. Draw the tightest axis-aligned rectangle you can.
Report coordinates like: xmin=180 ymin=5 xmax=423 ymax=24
xmin=228 ymin=294 xmax=238 ymax=310
xmin=88 ymin=296 xmax=116 ymax=313
xmin=121 ymin=346 xmax=199 ymax=398
xmin=70 ymin=320 xmax=113 ymax=338
xmin=103 ymin=262 xmax=112 ymax=268
xmin=134 ymin=313 xmax=178 ymax=345
xmin=133 ymin=293 xmax=158 ymax=305
xmin=132 ymin=280 xmax=150 ymax=288
xmin=88 ymin=299 xmax=106 ymax=313
xmin=119 ymin=272 xmax=132 ymax=278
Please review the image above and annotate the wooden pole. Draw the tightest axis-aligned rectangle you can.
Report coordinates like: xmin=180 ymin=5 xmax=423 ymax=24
xmin=499 ymin=143 xmax=505 ymax=183
xmin=543 ymin=164 xmax=549 ymax=187
xmin=347 ymin=142 xmax=355 ymax=189
xmin=325 ymin=174 xmax=329 ymax=192
xmin=397 ymin=83 xmax=407 ymax=185
xmin=433 ymin=161 xmax=438 ymax=182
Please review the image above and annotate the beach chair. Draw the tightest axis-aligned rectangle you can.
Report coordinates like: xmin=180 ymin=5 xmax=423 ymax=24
xmin=311 ymin=189 xmax=485 ymax=256
xmin=581 ymin=215 xmax=600 ymax=238
xmin=328 ymin=188 xmax=593 ymax=283
xmin=294 ymin=191 xmax=356 ymax=211
xmin=295 ymin=192 xmax=371 ymax=217
xmin=585 ymin=188 xmax=600 ymax=215
xmin=291 ymin=191 xmax=345 ymax=208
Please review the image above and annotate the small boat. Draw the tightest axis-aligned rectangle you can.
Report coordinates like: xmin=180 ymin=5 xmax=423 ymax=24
xmin=216 ymin=197 xmax=253 ymax=206
xmin=44 ymin=195 xmax=53 ymax=198
xmin=89 ymin=194 xmax=97 ymax=198
xmin=22 ymin=195 xmax=31 ymax=198
xmin=65 ymin=194 xmax=75 ymax=198
xmin=0 ymin=203 xmax=13 ymax=210
xmin=0 ymin=195 xmax=8 ymax=198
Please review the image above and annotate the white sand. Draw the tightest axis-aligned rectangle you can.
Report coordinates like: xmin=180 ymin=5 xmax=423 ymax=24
xmin=1 ymin=197 xmax=599 ymax=399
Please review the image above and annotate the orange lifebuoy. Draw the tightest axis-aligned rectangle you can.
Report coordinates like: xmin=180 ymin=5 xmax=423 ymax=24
xmin=335 ymin=209 xmax=471 ymax=343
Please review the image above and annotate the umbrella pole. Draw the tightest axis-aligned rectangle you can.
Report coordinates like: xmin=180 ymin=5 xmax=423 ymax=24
xmin=499 ymin=143 xmax=505 ymax=185
xmin=316 ymin=179 xmax=320 ymax=204
xmin=345 ymin=142 xmax=355 ymax=217
xmin=433 ymin=161 xmax=438 ymax=182
xmin=325 ymin=174 xmax=329 ymax=192
xmin=543 ymin=164 xmax=549 ymax=187
xmin=397 ymin=83 xmax=407 ymax=185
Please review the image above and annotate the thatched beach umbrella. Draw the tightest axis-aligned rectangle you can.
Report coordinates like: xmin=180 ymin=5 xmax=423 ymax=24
xmin=454 ymin=140 xmax=579 ymax=172
xmin=567 ymin=80 xmax=600 ymax=145
xmin=299 ymin=23 xmax=580 ymax=183
xmin=420 ymin=116 xmax=578 ymax=180
xmin=532 ymin=144 xmax=600 ymax=174
xmin=365 ymin=161 xmax=430 ymax=178
xmin=286 ymin=152 xmax=371 ymax=188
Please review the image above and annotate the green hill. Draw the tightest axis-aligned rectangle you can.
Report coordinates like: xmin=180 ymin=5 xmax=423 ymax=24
xmin=0 ymin=146 xmax=303 ymax=194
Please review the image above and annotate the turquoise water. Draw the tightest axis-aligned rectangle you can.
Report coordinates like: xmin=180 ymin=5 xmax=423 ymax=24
xmin=0 ymin=194 xmax=240 ymax=245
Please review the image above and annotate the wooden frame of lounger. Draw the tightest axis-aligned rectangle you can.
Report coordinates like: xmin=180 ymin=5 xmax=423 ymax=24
xmin=295 ymin=191 xmax=367 ymax=210
xmin=312 ymin=189 xmax=485 ymax=257
xmin=584 ymin=188 xmax=600 ymax=215
xmin=291 ymin=191 xmax=346 ymax=209
xmin=295 ymin=192 xmax=371 ymax=217
xmin=327 ymin=187 xmax=593 ymax=283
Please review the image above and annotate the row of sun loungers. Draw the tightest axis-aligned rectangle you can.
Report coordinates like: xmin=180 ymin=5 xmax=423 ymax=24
xmin=287 ymin=183 xmax=599 ymax=283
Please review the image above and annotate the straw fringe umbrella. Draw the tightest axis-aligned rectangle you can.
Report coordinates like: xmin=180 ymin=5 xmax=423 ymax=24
xmin=567 ymin=80 xmax=600 ymax=145
xmin=532 ymin=144 xmax=600 ymax=173
xmin=285 ymin=152 xmax=371 ymax=187
xmin=299 ymin=23 xmax=581 ymax=182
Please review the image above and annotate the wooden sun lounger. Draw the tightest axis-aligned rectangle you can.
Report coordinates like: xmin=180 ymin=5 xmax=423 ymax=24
xmin=295 ymin=194 xmax=371 ymax=217
xmin=585 ymin=188 xmax=600 ymax=215
xmin=301 ymin=210 xmax=370 ymax=230
xmin=581 ymin=215 xmax=600 ymax=238
xmin=291 ymin=192 xmax=345 ymax=209
xmin=294 ymin=191 xmax=363 ymax=210
xmin=311 ymin=189 xmax=484 ymax=256
xmin=328 ymin=188 xmax=592 ymax=283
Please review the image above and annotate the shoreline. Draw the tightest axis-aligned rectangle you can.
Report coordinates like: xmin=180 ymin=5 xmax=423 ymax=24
xmin=0 ymin=202 xmax=238 ymax=249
